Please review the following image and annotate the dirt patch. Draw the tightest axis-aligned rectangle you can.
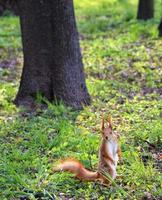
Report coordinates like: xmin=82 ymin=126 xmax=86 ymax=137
xmin=0 ymin=57 xmax=22 ymax=82
xmin=0 ymin=58 xmax=18 ymax=69
xmin=141 ymin=87 xmax=162 ymax=96
xmin=140 ymin=139 xmax=162 ymax=173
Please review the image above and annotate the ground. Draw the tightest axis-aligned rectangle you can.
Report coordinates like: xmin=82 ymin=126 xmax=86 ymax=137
xmin=0 ymin=0 xmax=162 ymax=199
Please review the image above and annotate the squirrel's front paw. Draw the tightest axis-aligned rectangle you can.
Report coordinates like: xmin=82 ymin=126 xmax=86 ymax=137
xmin=111 ymin=160 xmax=116 ymax=165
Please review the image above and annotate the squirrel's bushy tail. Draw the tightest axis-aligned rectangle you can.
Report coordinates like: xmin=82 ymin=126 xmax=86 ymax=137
xmin=53 ymin=158 xmax=99 ymax=181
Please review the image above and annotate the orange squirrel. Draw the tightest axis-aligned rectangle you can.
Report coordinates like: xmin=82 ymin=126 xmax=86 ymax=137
xmin=53 ymin=116 xmax=121 ymax=185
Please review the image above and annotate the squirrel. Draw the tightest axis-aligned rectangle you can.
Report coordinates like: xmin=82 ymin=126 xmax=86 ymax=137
xmin=53 ymin=115 xmax=121 ymax=185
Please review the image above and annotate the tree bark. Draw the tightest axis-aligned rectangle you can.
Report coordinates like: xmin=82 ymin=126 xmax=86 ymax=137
xmin=15 ymin=0 xmax=90 ymax=110
xmin=0 ymin=0 xmax=19 ymax=16
xmin=158 ymin=19 xmax=162 ymax=37
xmin=0 ymin=3 xmax=5 ymax=16
xmin=137 ymin=0 xmax=154 ymax=20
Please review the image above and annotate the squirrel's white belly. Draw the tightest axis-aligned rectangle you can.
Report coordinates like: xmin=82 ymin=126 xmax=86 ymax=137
xmin=106 ymin=141 xmax=118 ymax=179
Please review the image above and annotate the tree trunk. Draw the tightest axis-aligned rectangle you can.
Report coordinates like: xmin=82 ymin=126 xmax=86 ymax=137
xmin=0 ymin=3 xmax=5 ymax=16
xmin=0 ymin=0 xmax=19 ymax=16
xmin=15 ymin=0 xmax=90 ymax=110
xmin=137 ymin=0 xmax=154 ymax=20
xmin=158 ymin=19 xmax=162 ymax=37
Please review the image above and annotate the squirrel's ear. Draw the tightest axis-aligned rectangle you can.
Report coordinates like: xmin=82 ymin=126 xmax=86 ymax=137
xmin=101 ymin=116 xmax=105 ymax=131
xmin=107 ymin=115 xmax=112 ymax=128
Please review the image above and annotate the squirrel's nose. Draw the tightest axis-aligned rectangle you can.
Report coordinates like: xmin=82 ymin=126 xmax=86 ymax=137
xmin=105 ymin=136 xmax=108 ymax=140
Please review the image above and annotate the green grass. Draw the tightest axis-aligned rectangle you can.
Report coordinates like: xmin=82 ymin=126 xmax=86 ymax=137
xmin=0 ymin=0 xmax=162 ymax=199
xmin=0 ymin=17 xmax=21 ymax=49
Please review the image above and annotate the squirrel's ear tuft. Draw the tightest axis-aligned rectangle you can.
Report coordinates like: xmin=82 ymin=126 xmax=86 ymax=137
xmin=101 ymin=115 xmax=105 ymax=131
xmin=107 ymin=114 xmax=112 ymax=128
